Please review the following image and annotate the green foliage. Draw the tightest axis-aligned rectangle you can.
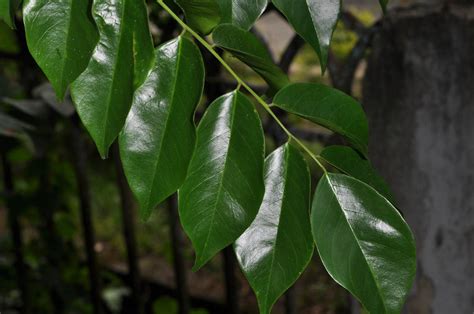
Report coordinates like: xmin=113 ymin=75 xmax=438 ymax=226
xmin=213 ymin=24 xmax=289 ymax=95
xmin=0 ymin=0 xmax=19 ymax=28
xmin=235 ymin=143 xmax=313 ymax=314
xmin=215 ymin=0 xmax=268 ymax=30
xmin=179 ymin=91 xmax=265 ymax=270
xmin=119 ymin=36 xmax=205 ymax=219
xmin=8 ymin=0 xmax=418 ymax=313
xmin=273 ymin=83 xmax=369 ymax=156
xmin=70 ymin=0 xmax=154 ymax=158
xmin=174 ymin=0 xmax=221 ymax=35
xmin=311 ymin=173 xmax=416 ymax=313
xmin=23 ymin=0 xmax=98 ymax=99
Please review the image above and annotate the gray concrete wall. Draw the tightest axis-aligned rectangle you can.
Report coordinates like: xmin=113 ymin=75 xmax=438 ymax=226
xmin=363 ymin=4 xmax=474 ymax=313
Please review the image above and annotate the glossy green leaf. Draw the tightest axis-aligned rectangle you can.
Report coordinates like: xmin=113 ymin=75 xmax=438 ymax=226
xmin=0 ymin=0 xmax=19 ymax=28
xmin=235 ymin=143 xmax=313 ymax=314
xmin=307 ymin=0 xmax=341 ymax=71
xmin=273 ymin=83 xmax=368 ymax=156
xmin=272 ymin=0 xmax=339 ymax=71
xmin=216 ymin=0 xmax=267 ymax=30
xmin=175 ymin=0 xmax=220 ymax=35
xmin=71 ymin=0 xmax=154 ymax=159
xmin=119 ymin=36 xmax=204 ymax=220
xmin=312 ymin=173 xmax=416 ymax=314
xmin=319 ymin=145 xmax=395 ymax=204
xmin=23 ymin=0 xmax=98 ymax=99
xmin=179 ymin=91 xmax=265 ymax=271
xmin=213 ymin=24 xmax=289 ymax=94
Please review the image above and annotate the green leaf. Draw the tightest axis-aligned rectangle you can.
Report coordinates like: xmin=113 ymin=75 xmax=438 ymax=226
xmin=175 ymin=0 xmax=221 ymax=35
xmin=319 ymin=145 xmax=395 ymax=204
xmin=23 ymin=0 xmax=98 ymax=99
xmin=311 ymin=173 xmax=416 ymax=314
xmin=179 ymin=91 xmax=265 ymax=271
xmin=235 ymin=143 xmax=313 ymax=314
xmin=71 ymin=0 xmax=154 ymax=159
xmin=213 ymin=24 xmax=289 ymax=95
xmin=119 ymin=36 xmax=204 ymax=220
xmin=272 ymin=0 xmax=340 ymax=71
xmin=307 ymin=0 xmax=341 ymax=71
xmin=379 ymin=0 xmax=389 ymax=13
xmin=273 ymin=83 xmax=368 ymax=156
xmin=216 ymin=0 xmax=268 ymax=30
xmin=0 ymin=0 xmax=19 ymax=29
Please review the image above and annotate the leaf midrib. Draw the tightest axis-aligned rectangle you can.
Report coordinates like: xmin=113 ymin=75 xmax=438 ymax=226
xmin=199 ymin=92 xmax=239 ymax=260
xmin=261 ymin=146 xmax=290 ymax=311
xmin=145 ymin=38 xmax=183 ymax=210
xmin=325 ymin=174 xmax=389 ymax=313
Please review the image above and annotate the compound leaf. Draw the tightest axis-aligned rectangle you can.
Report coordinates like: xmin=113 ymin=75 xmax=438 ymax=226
xmin=235 ymin=143 xmax=313 ymax=314
xmin=273 ymin=83 xmax=369 ymax=156
xmin=23 ymin=0 xmax=98 ymax=99
xmin=119 ymin=36 xmax=204 ymax=220
xmin=179 ymin=91 xmax=265 ymax=271
xmin=312 ymin=173 xmax=416 ymax=314
xmin=71 ymin=0 xmax=154 ymax=158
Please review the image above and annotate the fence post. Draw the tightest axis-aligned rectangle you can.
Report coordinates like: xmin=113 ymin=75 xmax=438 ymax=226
xmin=167 ymin=194 xmax=190 ymax=314
xmin=1 ymin=153 xmax=30 ymax=314
xmin=69 ymin=119 xmax=103 ymax=314
xmin=112 ymin=144 xmax=142 ymax=314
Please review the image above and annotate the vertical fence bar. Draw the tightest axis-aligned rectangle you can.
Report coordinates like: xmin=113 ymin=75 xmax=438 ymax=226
xmin=112 ymin=144 xmax=142 ymax=314
xmin=167 ymin=194 xmax=190 ymax=314
xmin=223 ymin=247 xmax=239 ymax=314
xmin=1 ymin=153 xmax=30 ymax=314
xmin=69 ymin=119 xmax=103 ymax=314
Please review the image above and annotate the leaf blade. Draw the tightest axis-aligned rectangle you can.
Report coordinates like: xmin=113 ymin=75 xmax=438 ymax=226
xmin=71 ymin=0 xmax=154 ymax=158
xmin=179 ymin=91 xmax=265 ymax=270
xmin=311 ymin=173 xmax=416 ymax=313
xmin=213 ymin=24 xmax=289 ymax=94
xmin=216 ymin=0 xmax=268 ymax=30
xmin=272 ymin=0 xmax=340 ymax=71
xmin=175 ymin=0 xmax=221 ymax=35
xmin=319 ymin=145 xmax=395 ymax=203
xmin=119 ymin=36 xmax=204 ymax=219
xmin=235 ymin=143 xmax=313 ymax=314
xmin=23 ymin=0 xmax=98 ymax=99
xmin=273 ymin=83 xmax=369 ymax=156
xmin=0 ymin=0 xmax=19 ymax=28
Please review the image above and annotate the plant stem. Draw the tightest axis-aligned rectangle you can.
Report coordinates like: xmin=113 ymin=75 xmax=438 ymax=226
xmin=157 ymin=0 xmax=327 ymax=174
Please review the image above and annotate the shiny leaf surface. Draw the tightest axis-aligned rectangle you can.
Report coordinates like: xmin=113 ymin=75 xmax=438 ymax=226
xmin=272 ymin=0 xmax=337 ymax=71
xmin=319 ymin=145 xmax=395 ymax=203
xmin=23 ymin=0 xmax=98 ymax=99
xmin=179 ymin=91 xmax=265 ymax=270
xmin=216 ymin=0 xmax=268 ymax=30
xmin=307 ymin=0 xmax=341 ymax=71
xmin=175 ymin=0 xmax=220 ymax=35
xmin=0 ymin=0 xmax=19 ymax=28
xmin=71 ymin=0 xmax=154 ymax=158
xmin=312 ymin=173 xmax=416 ymax=314
xmin=119 ymin=36 xmax=204 ymax=220
xmin=273 ymin=83 xmax=369 ymax=156
xmin=235 ymin=143 xmax=313 ymax=314
xmin=213 ymin=24 xmax=289 ymax=94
